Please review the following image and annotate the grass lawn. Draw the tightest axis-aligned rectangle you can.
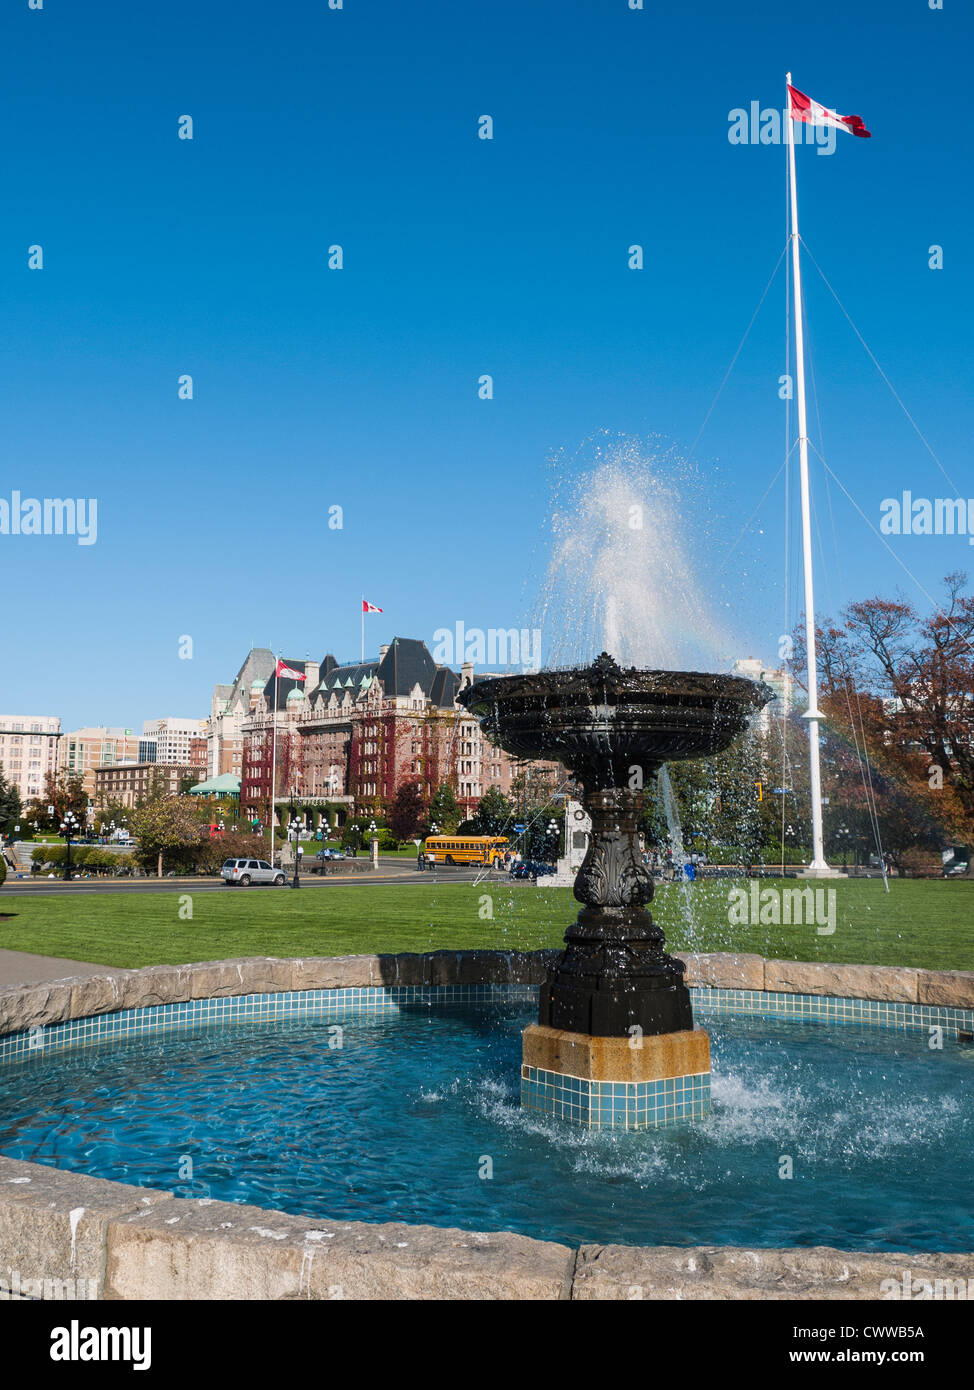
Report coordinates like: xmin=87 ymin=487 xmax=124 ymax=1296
xmin=0 ymin=878 xmax=970 ymax=972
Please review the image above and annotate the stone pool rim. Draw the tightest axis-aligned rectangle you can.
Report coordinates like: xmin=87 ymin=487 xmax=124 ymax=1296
xmin=1 ymin=948 xmax=972 ymax=1301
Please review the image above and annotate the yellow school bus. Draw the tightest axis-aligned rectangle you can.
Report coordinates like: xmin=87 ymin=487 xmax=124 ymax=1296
xmin=423 ymin=835 xmax=509 ymax=866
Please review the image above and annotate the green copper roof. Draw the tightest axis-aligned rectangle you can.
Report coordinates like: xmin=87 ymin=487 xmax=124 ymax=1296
xmin=187 ymin=773 xmax=241 ymax=795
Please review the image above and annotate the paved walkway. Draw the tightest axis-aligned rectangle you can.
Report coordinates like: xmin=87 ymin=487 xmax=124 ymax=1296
xmin=0 ymin=949 xmax=110 ymax=989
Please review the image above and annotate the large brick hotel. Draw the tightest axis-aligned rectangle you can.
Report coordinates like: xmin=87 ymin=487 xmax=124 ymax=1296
xmin=234 ymin=637 xmax=558 ymax=825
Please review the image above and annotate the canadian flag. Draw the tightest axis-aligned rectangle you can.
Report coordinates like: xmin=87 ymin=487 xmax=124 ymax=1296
xmin=362 ymin=599 xmax=383 ymax=613
xmin=788 ymin=84 xmax=871 ymax=139
xmin=275 ymin=659 xmax=306 ymax=681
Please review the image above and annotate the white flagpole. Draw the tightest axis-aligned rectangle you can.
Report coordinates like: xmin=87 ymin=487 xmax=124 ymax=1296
xmin=786 ymin=71 xmax=831 ymax=875
xmin=361 ymin=597 xmax=365 ymax=664
xmin=269 ymin=657 xmax=278 ymax=862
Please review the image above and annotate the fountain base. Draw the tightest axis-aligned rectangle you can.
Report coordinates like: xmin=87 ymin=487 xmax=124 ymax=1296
xmin=540 ymin=959 xmax=695 ymax=1037
xmin=521 ymin=1023 xmax=711 ymax=1130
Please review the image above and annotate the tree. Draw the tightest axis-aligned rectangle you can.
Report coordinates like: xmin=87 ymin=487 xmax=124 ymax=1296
xmin=27 ymin=772 xmax=87 ymax=832
xmin=794 ymin=573 xmax=974 ymax=826
xmin=195 ymin=829 xmax=267 ymax=874
xmin=428 ymin=781 xmax=459 ymax=832
xmin=471 ymin=786 xmax=511 ymax=835
xmin=178 ymin=772 xmax=199 ymax=796
xmin=509 ymin=765 xmax=561 ymax=822
xmin=128 ymin=797 xmax=206 ymax=877
xmin=0 ymin=772 xmax=21 ymax=842
xmin=389 ymin=780 xmax=424 ymax=842
xmin=93 ymin=799 xmax=133 ymax=839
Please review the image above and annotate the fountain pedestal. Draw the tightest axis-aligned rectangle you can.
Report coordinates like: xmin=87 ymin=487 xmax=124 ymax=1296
xmin=521 ymin=1025 xmax=711 ymax=1130
xmin=539 ymin=786 xmax=693 ymax=1037
xmin=457 ymin=653 xmax=771 ymax=1130
xmin=525 ymin=782 xmax=710 ymax=1128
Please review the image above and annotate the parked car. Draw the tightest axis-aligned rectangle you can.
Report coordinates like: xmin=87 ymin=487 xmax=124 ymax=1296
xmin=315 ymin=848 xmax=346 ymax=861
xmin=221 ymin=858 xmax=287 ymax=886
xmin=509 ymin=860 xmax=557 ymax=881
xmin=943 ymin=845 xmax=969 ymax=877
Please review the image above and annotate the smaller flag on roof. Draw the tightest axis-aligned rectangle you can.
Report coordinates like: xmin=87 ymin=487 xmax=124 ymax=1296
xmin=275 ymin=659 xmax=306 ymax=680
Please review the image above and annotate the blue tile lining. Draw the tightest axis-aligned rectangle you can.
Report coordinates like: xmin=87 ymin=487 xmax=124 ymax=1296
xmin=0 ymin=983 xmax=969 ymax=1067
xmin=521 ymin=1064 xmax=711 ymax=1130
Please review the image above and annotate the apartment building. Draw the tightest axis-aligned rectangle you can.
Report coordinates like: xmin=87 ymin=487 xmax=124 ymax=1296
xmin=0 ymin=715 xmax=61 ymax=806
xmin=141 ymin=718 xmax=209 ymax=768
xmin=58 ymin=727 xmax=140 ymax=798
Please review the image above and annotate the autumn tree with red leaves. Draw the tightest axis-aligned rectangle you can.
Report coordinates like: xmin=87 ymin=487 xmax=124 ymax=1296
xmin=792 ymin=572 xmax=973 ymax=850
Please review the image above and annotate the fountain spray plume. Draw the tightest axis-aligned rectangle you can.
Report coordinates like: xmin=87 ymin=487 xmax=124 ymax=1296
xmin=536 ymin=435 xmax=735 ymax=672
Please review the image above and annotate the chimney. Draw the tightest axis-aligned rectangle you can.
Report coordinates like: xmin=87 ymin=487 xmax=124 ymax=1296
xmin=304 ymin=660 xmax=320 ymax=689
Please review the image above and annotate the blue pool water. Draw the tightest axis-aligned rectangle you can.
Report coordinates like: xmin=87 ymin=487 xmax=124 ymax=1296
xmin=0 ymin=1002 xmax=971 ymax=1252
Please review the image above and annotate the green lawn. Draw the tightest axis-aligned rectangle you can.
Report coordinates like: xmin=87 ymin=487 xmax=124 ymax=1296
xmin=0 ymin=878 xmax=971 ymax=972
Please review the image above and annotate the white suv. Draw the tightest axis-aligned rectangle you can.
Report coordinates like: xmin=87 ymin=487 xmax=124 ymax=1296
xmin=221 ymin=858 xmax=287 ymax=887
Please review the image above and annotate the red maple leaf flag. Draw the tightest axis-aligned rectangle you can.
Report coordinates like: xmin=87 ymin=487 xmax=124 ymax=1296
xmin=788 ymin=84 xmax=871 ymax=139
xmin=275 ymin=659 xmax=306 ymax=681
xmin=362 ymin=599 xmax=383 ymax=613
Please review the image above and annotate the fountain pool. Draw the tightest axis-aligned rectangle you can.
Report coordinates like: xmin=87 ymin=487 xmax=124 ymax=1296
xmin=2 ymin=994 xmax=971 ymax=1254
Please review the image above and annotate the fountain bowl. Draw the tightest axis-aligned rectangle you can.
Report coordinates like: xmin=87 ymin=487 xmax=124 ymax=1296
xmin=457 ymin=652 xmax=773 ymax=789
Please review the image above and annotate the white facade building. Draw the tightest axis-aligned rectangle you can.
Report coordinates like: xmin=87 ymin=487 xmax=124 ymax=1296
xmin=0 ymin=715 xmax=61 ymax=807
xmin=730 ymin=658 xmax=795 ymax=734
xmin=141 ymin=717 xmax=208 ymax=765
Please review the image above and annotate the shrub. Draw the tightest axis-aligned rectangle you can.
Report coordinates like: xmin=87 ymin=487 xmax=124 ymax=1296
xmin=196 ymin=831 xmax=270 ymax=874
xmin=28 ymin=845 xmax=129 ymax=872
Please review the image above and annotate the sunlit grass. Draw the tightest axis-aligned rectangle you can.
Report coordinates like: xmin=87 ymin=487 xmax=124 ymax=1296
xmin=0 ymin=878 xmax=970 ymax=972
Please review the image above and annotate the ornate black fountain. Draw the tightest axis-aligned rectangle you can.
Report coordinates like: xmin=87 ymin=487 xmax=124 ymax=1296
xmin=458 ymin=653 xmax=772 ymax=1128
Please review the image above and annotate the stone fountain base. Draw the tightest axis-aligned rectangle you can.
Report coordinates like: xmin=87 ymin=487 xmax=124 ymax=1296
xmin=521 ymin=1023 xmax=711 ymax=1130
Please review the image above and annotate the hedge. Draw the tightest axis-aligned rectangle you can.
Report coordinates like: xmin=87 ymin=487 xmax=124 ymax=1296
xmin=29 ymin=846 xmax=129 ymax=870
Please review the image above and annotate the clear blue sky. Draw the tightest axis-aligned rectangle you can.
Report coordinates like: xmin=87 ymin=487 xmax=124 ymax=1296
xmin=2 ymin=0 xmax=970 ymax=728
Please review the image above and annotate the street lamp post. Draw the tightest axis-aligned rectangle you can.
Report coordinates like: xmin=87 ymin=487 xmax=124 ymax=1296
xmin=289 ymin=815 xmax=302 ymax=889
xmin=61 ymin=810 xmax=80 ymax=882
xmin=836 ymin=824 xmax=852 ymax=872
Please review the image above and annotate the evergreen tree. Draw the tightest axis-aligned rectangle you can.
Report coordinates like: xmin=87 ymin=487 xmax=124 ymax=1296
xmin=428 ymin=781 xmax=459 ymax=831
xmin=472 ymin=786 xmax=511 ymax=835
xmin=0 ymin=772 xmax=22 ymax=842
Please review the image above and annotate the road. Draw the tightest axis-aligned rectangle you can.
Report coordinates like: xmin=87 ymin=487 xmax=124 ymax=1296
xmin=0 ymin=865 xmax=516 ymax=897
